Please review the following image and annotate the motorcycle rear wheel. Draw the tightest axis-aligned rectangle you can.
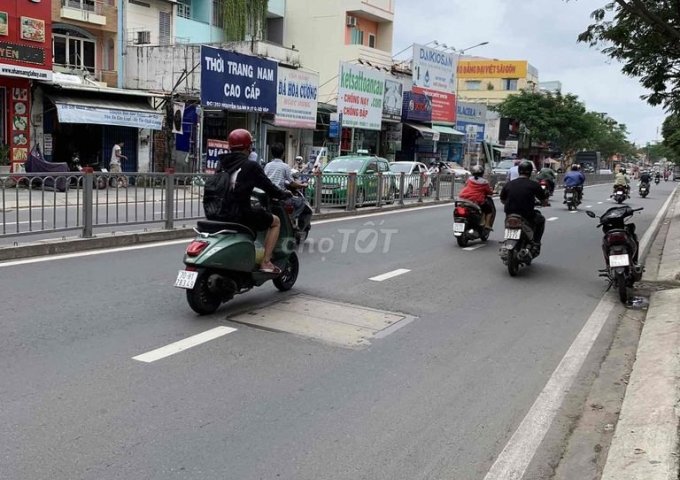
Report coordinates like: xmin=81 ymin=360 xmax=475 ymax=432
xmin=186 ymin=273 xmax=222 ymax=315
xmin=507 ymin=249 xmax=519 ymax=276
xmin=273 ymin=252 xmax=299 ymax=291
xmin=616 ymin=272 xmax=628 ymax=303
xmin=456 ymin=234 xmax=469 ymax=247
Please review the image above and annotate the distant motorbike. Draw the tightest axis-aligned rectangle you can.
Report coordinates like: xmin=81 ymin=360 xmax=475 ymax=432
xmin=586 ymin=206 xmax=643 ymax=303
xmin=563 ymin=185 xmax=581 ymax=210
xmin=452 ymin=198 xmax=496 ymax=247
xmin=538 ymin=179 xmax=553 ymax=197
xmin=176 ymin=192 xmax=299 ymax=315
xmin=612 ymin=185 xmax=628 ymax=204
xmin=639 ymin=182 xmax=649 ymax=198
xmin=655 ymin=176 xmax=661 ymax=185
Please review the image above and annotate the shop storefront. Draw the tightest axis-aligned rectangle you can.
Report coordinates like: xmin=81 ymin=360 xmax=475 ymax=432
xmin=380 ymin=76 xmax=404 ymax=161
xmin=38 ymin=82 xmax=164 ymax=172
xmin=200 ymin=46 xmax=278 ymax=169
xmin=0 ymin=0 xmax=52 ymax=172
xmin=336 ymin=62 xmax=384 ymax=156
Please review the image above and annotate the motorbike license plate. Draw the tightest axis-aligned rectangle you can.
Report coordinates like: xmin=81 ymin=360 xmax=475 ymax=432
xmin=453 ymin=222 xmax=466 ymax=233
xmin=504 ymin=228 xmax=521 ymax=240
xmin=609 ymin=254 xmax=630 ymax=267
xmin=565 ymin=192 xmax=573 ymax=198
xmin=617 ymin=190 xmax=624 ymax=195
xmin=174 ymin=270 xmax=198 ymax=289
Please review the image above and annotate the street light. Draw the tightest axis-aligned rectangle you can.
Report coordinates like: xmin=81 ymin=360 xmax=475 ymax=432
xmin=457 ymin=41 xmax=489 ymax=55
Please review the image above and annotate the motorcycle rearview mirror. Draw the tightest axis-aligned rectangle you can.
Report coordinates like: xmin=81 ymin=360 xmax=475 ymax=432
xmin=585 ymin=210 xmax=597 ymax=218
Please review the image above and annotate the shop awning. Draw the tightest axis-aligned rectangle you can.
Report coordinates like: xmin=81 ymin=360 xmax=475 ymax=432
xmin=404 ymin=122 xmax=440 ymax=141
xmin=432 ymin=125 xmax=465 ymax=136
xmin=47 ymin=94 xmax=164 ymax=130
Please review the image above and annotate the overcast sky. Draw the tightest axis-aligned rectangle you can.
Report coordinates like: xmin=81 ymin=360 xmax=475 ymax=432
xmin=393 ymin=0 xmax=666 ymax=146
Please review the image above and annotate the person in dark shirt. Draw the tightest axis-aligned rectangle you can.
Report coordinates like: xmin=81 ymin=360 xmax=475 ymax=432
xmin=500 ymin=160 xmax=548 ymax=251
xmin=639 ymin=170 xmax=651 ymax=185
xmin=217 ymin=129 xmax=290 ymax=274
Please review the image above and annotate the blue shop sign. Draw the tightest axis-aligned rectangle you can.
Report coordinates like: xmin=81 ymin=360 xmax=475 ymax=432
xmin=402 ymin=91 xmax=432 ymax=123
xmin=456 ymin=120 xmax=485 ymax=143
xmin=200 ymin=45 xmax=278 ymax=113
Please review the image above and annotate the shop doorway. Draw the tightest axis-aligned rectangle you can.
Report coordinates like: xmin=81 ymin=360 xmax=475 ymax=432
xmin=265 ymin=129 xmax=287 ymax=163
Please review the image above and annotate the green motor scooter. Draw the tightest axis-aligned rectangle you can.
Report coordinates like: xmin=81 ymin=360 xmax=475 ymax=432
xmin=174 ymin=189 xmax=300 ymax=315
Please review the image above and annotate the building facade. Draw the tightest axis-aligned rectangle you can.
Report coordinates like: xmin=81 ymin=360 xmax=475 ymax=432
xmin=456 ymin=58 xmax=539 ymax=106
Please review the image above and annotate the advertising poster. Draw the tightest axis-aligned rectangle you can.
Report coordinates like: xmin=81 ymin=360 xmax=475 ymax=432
xmin=401 ymin=90 xmax=432 ymax=123
xmin=457 ymin=60 xmax=528 ymax=79
xmin=412 ymin=43 xmax=457 ymax=93
xmin=382 ymin=77 xmax=403 ymax=121
xmin=456 ymin=101 xmax=486 ymax=142
xmin=412 ymin=86 xmax=456 ymax=124
xmin=205 ymin=139 xmax=229 ymax=174
xmin=274 ymin=66 xmax=318 ymax=129
xmin=337 ymin=62 xmax=384 ymax=131
xmin=200 ymin=46 xmax=277 ymax=113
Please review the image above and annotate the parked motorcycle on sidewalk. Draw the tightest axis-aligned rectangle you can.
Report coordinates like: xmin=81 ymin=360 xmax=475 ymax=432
xmin=638 ymin=182 xmax=649 ymax=198
xmin=585 ymin=206 xmax=643 ymax=303
xmin=175 ymin=191 xmax=299 ymax=315
xmin=563 ymin=186 xmax=581 ymax=210
xmin=452 ymin=199 xmax=496 ymax=247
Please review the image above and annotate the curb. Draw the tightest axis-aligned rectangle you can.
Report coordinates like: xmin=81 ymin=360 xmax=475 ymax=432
xmin=0 ymin=200 xmax=453 ymax=262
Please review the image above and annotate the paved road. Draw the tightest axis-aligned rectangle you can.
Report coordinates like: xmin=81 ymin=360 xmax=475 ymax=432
xmin=1 ymin=180 xmax=676 ymax=480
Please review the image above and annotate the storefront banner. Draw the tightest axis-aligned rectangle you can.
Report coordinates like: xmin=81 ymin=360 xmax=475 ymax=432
xmin=402 ymin=91 xmax=432 ymax=123
xmin=274 ymin=66 xmax=318 ymax=129
xmin=456 ymin=120 xmax=485 ymax=143
xmin=382 ymin=77 xmax=403 ymax=121
xmin=200 ymin=46 xmax=277 ymax=113
xmin=55 ymin=104 xmax=164 ymax=130
xmin=457 ymin=60 xmax=528 ymax=79
xmin=337 ymin=62 xmax=384 ymax=131
xmin=0 ymin=61 xmax=52 ymax=81
xmin=412 ymin=86 xmax=455 ymax=124
xmin=412 ymin=44 xmax=457 ymax=93
xmin=329 ymin=112 xmax=340 ymax=138
xmin=205 ymin=139 xmax=229 ymax=174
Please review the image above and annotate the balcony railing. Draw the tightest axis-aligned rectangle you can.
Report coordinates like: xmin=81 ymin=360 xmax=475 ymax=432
xmin=62 ymin=0 xmax=102 ymax=15
xmin=60 ymin=0 xmax=115 ymax=27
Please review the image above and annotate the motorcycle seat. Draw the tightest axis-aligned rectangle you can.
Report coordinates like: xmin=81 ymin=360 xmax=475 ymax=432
xmin=196 ymin=220 xmax=256 ymax=239
xmin=455 ymin=199 xmax=483 ymax=213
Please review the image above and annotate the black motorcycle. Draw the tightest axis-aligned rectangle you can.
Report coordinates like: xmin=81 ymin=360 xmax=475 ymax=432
xmin=611 ymin=185 xmax=628 ymax=204
xmin=655 ymin=176 xmax=661 ymax=185
xmin=586 ymin=206 xmax=644 ymax=303
xmin=289 ymin=187 xmax=312 ymax=245
xmin=453 ymin=199 xmax=495 ymax=247
xmin=563 ymin=185 xmax=581 ymax=210
xmin=499 ymin=213 xmax=540 ymax=276
xmin=638 ymin=181 xmax=649 ymax=198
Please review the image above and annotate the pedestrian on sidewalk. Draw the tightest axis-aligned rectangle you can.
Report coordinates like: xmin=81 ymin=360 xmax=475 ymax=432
xmin=109 ymin=141 xmax=128 ymax=188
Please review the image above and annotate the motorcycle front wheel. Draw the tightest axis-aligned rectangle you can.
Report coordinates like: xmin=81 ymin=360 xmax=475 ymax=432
xmin=186 ymin=272 xmax=222 ymax=315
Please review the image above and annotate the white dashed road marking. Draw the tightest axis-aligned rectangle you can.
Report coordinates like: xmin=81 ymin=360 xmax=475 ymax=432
xmin=598 ymin=202 xmax=603 ymax=204
xmin=463 ymin=244 xmax=486 ymax=251
xmin=547 ymin=217 xmax=559 ymax=222
xmin=369 ymin=269 xmax=410 ymax=282
xmin=132 ymin=326 xmax=237 ymax=363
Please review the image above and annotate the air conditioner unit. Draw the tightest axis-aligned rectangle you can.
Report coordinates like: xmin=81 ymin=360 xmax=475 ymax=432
xmin=346 ymin=16 xmax=357 ymax=27
xmin=136 ymin=31 xmax=151 ymax=44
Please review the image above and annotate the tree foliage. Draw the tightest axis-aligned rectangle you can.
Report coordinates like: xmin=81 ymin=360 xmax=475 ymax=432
xmin=661 ymin=113 xmax=680 ymax=164
xmin=494 ymin=90 xmax=635 ymax=159
xmin=222 ymin=0 xmax=268 ymax=41
xmin=576 ymin=1 xmax=680 ymax=112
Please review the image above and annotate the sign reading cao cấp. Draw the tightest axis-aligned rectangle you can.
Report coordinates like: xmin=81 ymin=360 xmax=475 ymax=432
xmin=337 ymin=62 xmax=384 ymax=131
xmin=200 ymin=45 xmax=277 ymax=113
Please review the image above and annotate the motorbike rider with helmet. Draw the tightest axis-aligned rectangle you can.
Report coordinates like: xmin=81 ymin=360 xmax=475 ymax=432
xmin=563 ymin=164 xmax=586 ymax=203
xmin=500 ymin=160 xmax=548 ymax=256
xmin=458 ymin=164 xmax=496 ymax=230
xmin=215 ymin=129 xmax=291 ymax=274
xmin=536 ymin=165 xmax=557 ymax=196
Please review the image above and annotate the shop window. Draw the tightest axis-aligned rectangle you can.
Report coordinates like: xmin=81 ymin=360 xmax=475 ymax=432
xmin=211 ymin=0 xmax=225 ymax=28
xmin=465 ymin=80 xmax=482 ymax=90
xmin=53 ymin=29 xmax=96 ymax=73
xmin=350 ymin=28 xmax=364 ymax=45
xmin=502 ymin=78 xmax=518 ymax=91
xmin=66 ymin=0 xmax=97 ymax=13
xmin=159 ymin=11 xmax=171 ymax=45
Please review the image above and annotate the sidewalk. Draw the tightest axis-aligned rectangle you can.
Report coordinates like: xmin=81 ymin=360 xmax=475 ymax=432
xmin=601 ymin=186 xmax=680 ymax=479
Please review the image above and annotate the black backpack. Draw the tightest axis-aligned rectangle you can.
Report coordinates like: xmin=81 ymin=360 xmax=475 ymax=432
xmin=203 ymin=171 xmax=234 ymax=220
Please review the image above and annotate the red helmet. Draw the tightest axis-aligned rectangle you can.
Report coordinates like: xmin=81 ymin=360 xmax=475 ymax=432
xmin=227 ymin=129 xmax=252 ymax=151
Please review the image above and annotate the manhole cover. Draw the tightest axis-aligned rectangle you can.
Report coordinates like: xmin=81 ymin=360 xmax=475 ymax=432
xmin=228 ymin=295 xmax=414 ymax=348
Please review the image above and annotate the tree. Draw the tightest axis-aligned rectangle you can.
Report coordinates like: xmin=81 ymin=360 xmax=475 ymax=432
xmin=661 ymin=113 xmax=680 ymax=163
xmin=494 ymin=91 xmax=596 ymax=157
xmin=577 ymin=1 xmax=680 ymax=112
xmin=221 ymin=0 xmax=269 ymax=41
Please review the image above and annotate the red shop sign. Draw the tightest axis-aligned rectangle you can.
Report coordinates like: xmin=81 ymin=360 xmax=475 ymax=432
xmin=412 ymin=87 xmax=456 ymax=124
